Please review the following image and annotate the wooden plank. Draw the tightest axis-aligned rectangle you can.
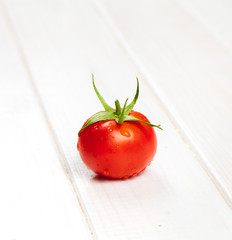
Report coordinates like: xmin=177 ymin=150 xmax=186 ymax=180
xmin=3 ymin=0 xmax=232 ymax=239
xmin=95 ymin=0 xmax=232 ymax=205
xmin=177 ymin=0 xmax=232 ymax=52
xmin=0 ymin=4 xmax=91 ymax=240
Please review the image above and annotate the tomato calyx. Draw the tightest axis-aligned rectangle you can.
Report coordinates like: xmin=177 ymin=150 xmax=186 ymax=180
xmin=78 ymin=74 xmax=163 ymax=135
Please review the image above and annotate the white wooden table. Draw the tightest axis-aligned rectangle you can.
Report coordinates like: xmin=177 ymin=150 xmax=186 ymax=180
xmin=1 ymin=0 xmax=232 ymax=239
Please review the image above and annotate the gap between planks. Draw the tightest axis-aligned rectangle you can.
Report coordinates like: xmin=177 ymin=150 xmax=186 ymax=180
xmin=90 ymin=0 xmax=232 ymax=210
xmin=0 ymin=1 xmax=98 ymax=239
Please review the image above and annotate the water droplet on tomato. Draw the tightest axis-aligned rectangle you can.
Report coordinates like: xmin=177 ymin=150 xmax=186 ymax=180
xmin=93 ymin=125 xmax=98 ymax=131
xmin=104 ymin=170 xmax=109 ymax=176
xmin=107 ymin=127 xmax=113 ymax=132
xmin=121 ymin=130 xmax=131 ymax=137
xmin=123 ymin=175 xmax=129 ymax=179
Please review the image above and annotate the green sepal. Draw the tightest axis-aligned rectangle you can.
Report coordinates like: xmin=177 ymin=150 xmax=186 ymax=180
xmin=92 ymin=74 xmax=114 ymax=112
xmin=123 ymin=115 xmax=163 ymax=130
xmin=78 ymin=76 xmax=163 ymax=135
xmin=78 ymin=111 xmax=115 ymax=134
xmin=124 ymin=77 xmax=139 ymax=115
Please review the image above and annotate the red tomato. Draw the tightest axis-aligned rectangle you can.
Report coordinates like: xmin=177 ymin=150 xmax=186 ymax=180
xmin=77 ymin=110 xmax=157 ymax=179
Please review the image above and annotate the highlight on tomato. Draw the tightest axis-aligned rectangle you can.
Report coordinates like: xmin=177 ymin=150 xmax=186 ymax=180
xmin=77 ymin=74 xmax=162 ymax=179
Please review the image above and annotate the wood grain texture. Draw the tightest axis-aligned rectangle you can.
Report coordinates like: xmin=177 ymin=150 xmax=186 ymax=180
xmin=96 ymin=0 xmax=232 ymax=205
xmin=0 ymin=4 xmax=91 ymax=240
xmin=3 ymin=0 xmax=232 ymax=239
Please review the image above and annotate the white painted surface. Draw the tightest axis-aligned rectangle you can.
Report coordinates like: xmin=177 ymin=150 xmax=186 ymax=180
xmin=97 ymin=0 xmax=232 ymax=204
xmin=177 ymin=0 xmax=232 ymax=52
xmin=0 ymin=5 xmax=91 ymax=240
xmin=1 ymin=0 xmax=232 ymax=239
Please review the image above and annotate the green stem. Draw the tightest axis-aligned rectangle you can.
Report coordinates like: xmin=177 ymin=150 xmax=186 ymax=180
xmin=115 ymin=100 xmax=121 ymax=115
xmin=118 ymin=98 xmax=128 ymax=124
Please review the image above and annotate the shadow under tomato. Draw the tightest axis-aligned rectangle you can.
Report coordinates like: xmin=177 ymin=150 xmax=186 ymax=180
xmin=91 ymin=170 xmax=146 ymax=182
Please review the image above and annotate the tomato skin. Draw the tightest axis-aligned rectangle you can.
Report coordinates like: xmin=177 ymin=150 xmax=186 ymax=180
xmin=77 ymin=110 xmax=157 ymax=179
